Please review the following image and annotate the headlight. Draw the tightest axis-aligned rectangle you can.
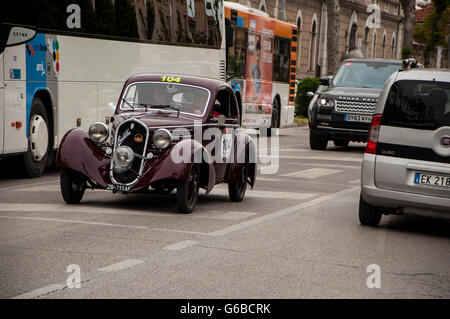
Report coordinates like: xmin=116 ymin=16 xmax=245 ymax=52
xmin=153 ymin=129 xmax=172 ymax=149
xmin=318 ymin=98 xmax=334 ymax=107
xmin=88 ymin=122 xmax=109 ymax=143
xmin=113 ymin=145 xmax=134 ymax=173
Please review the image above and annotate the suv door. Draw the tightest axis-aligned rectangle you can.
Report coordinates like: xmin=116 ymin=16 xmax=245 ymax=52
xmin=375 ymin=79 xmax=450 ymax=198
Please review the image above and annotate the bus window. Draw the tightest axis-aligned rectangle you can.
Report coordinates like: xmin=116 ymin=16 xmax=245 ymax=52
xmin=227 ymin=28 xmax=247 ymax=78
xmin=273 ymin=36 xmax=290 ymax=82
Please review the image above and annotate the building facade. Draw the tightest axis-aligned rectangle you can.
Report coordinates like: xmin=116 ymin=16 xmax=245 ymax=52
xmin=229 ymin=0 xmax=404 ymax=79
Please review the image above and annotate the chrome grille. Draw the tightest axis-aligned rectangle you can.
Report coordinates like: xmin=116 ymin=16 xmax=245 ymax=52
xmin=335 ymin=96 xmax=377 ymax=114
xmin=111 ymin=119 xmax=148 ymax=185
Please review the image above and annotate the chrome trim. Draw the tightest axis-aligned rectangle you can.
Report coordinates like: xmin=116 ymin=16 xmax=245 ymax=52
xmin=317 ymin=125 xmax=368 ymax=133
xmin=109 ymin=118 xmax=150 ymax=187
xmin=88 ymin=122 xmax=109 ymax=143
xmin=119 ymin=81 xmax=211 ymax=118
xmin=153 ymin=128 xmax=173 ymax=149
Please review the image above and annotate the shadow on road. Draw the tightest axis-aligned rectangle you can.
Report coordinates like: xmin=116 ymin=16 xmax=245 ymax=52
xmin=380 ymin=214 xmax=450 ymax=239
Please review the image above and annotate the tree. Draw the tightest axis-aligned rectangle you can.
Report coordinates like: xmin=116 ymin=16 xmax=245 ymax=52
xmin=115 ymin=0 xmax=138 ymax=38
xmin=414 ymin=0 xmax=450 ymax=66
xmin=95 ymin=0 xmax=116 ymax=36
xmin=326 ymin=0 xmax=340 ymax=75
xmin=400 ymin=0 xmax=417 ymax=53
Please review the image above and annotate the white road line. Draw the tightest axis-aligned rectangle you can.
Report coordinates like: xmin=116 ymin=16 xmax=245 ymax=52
xmin=0 ymin=180 xmax=58 ymax=193
xmin=208 ymin=187 xmax=359 ymax=236
xmin=199 ymin=211 xmax=258 ymax=221
xmin=290 ymin=163 xmax=361 ymax=170
xmin=98 ymin=259 xmax=144 ymax=272
xmin=210 ymin=188 xmax=316 ymax=200
xmin=349 ymin=179 xmax=361 ymax=184
xmin=12 ymin=283 xmax=65 ymax=299
xmin=282 ymin=168 xmax=343 ymax=179
xmin=260 ymin=155 xmax=362 ymax=162
xmin=0 ymin=215 xmax=146 ymax=229
xmin=163 ymin=240 xmax=199 ymax=251
xmin=254 ymin=177 xmax=285 ymax=182
xmin=16 ymin=184 xmax=62 ymax=192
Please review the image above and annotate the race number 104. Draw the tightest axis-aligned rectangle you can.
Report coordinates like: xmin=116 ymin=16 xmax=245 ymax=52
xmin=224 ymin=303 xmax=271 ymax=314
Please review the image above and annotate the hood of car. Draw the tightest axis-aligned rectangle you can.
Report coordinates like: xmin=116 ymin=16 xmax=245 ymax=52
xmin=114 ymin=111 xmax=198 ymax=128
xmin=319 ymin=86 xmax=381 ymax=100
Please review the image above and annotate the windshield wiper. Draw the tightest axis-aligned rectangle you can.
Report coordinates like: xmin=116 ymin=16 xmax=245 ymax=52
xmin=151 ymin=104 xmax=180 ymax=117
xmin=122 ymin=98 xmax=135 ymax=110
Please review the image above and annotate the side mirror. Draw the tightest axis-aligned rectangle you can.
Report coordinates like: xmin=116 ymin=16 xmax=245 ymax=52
xmin=307 ymin=92 xmax=314 ymax=97
xmin=319 ymin=77 xmax=331 ymax=85
xmin=225 ymin=18 xmax=233 ymax=48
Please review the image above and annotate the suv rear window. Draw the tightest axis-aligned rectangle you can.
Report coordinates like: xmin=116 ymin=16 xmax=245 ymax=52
xmin=382 ymin=80 xmax=450 ymax=130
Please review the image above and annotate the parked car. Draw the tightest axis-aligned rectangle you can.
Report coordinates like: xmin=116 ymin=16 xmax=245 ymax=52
xmin=360 ymin=68 xmax=450 ymax=226
xmin=308 ymin=59 xmax=403 ymax=150
xmin=306 ymin=79 xmax=330 ymax=127
xmin=56 ymin=74 xmax=256 ymax=213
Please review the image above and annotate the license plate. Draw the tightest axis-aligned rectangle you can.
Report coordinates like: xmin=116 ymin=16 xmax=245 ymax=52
xmin=414 ymin=172 xmax=450 ymax=189
xmin=106 ymin=184 xmax=131 ymax=192
xmin=344 ymin=114 xmax=372 ymax=123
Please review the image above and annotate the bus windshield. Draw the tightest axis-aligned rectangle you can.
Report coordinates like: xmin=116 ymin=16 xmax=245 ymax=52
xmin=331 ymin=62 xmax=401 ymax=89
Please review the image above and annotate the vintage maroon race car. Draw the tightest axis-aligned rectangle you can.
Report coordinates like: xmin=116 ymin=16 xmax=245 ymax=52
xmin=56 ymin=74 xmax=256 ymax=213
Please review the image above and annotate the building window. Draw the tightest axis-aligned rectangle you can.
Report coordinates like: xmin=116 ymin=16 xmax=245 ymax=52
xmin=364 ymin=26 xmax=369 ymax=57
xmin=382 ymin=33 xmax=386 ymax=58
xmin=309 ymin=20 xmax=317 ymax=72
xmin=372 ymin=30 xmax=377 ymax=58
xmin=258 ymin=0 xmax=266 ymax=12
xmin=297 ymin=16 xmax=302 ymax=70
xmin=391 ymin=35 xmax=396 ymax=59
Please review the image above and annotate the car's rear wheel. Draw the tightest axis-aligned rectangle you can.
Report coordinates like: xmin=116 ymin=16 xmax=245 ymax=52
xmin=359 ymin=193 xmax=382 ymax=226
xmin=60 ymin=168 xmax=86 ymax=204
xmin=309 ymin=130 xmax=328 ymax=150
xmin=176 ymin=164 xmax=200 ymax=213
xmin=228 ymin=162 xmax=248 ymax=202
xmin=334 ymin=139 xmax=349 ymax=147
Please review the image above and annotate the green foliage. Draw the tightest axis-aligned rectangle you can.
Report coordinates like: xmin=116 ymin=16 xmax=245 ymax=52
xmin=402 ymin=46 xmax=413 ymax=59
xmin=413 ymin=0 xmax=450 ymax=65
xmin=295 ymin=77 xmax=319 ymax=117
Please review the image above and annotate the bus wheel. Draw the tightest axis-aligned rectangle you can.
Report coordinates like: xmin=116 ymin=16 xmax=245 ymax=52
xmin=267 ymin=99 xmax=280 ymax=137
xmin=23 ymin=98 xmax=50 ymax=178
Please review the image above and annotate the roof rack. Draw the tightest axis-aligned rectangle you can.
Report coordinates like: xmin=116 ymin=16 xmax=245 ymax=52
xmin=402 ymin=58 xmax=424 ymax=70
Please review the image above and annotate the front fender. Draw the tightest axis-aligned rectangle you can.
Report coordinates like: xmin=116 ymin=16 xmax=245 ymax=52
xmin=56 ymin=129 xmax=111 ymax=187
xmin=133 ymin=138 xmax=216 ymax=194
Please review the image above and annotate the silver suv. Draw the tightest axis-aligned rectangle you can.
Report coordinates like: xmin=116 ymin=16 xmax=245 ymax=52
xmin=360 ymin=68 xmax=450 ymax=226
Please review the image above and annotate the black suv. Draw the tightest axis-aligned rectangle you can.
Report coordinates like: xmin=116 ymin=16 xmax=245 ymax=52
xmin=308 ymin=59 xmax=403 ymax=150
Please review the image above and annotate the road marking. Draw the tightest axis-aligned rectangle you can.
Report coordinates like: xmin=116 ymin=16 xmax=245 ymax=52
xmin=282 ymin=168 xmax=343 ymax=179
xmin=98 ymin=259 xmax=144 ymax=272
xmin=290 ymin=162 xmax=361 ymax=170
xmin=199 ymin=211 xmax=258 ymax=220
xmin=349 ymin=179 xmax=361 ymax=184
xmin=210 ymin=188 xmax=316 ymax=200
xmin=163 ymin=240 xmax=199 ymax=251
xmin=16 ymin=184 xmax=62 ymax=192
xmin=0 ymin=180 xmax=58 ymax=193
xmin=261 ymin=155 xmax=362 ymax=162
xmin=254 ymin=177 xmax=285 ymax=182
xmin=0 ymin=215 xmax=146 ymax=229
xmin=208 ymin=187 xmax=359 ymax=236
xmin=12 ymin=283 xmax=65 ymax=299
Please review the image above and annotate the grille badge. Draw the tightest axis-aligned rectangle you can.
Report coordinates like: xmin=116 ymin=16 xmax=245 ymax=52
xmin=441 ymin=136 xmax=450 ymax=148
xmin=134 ymin=134 xmax=144 ymax=143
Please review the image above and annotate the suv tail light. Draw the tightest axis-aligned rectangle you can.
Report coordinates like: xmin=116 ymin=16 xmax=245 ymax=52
xmin=365 ymin=115 xmax=382 ymax=154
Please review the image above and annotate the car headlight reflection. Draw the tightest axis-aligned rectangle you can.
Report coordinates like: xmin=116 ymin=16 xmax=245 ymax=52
xmin=88 ymin=122 xmax=109 ymax=143
xmin=153 ymin=129 xmax=172 ymax=149
xmin=113 ymin=145 xmax=134 ymax=173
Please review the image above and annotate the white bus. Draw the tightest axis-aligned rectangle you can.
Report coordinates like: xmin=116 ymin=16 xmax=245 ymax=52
xmin=0 ymin=0 xmax=295 ymax=177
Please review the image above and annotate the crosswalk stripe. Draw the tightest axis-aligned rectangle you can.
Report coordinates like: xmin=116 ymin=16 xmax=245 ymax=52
xmin=12 ymin=284 xmax=66 ymax=299
xmin=163 ymin=240 xmax=199 ymax=251
xmin=281 ymin=168 xmax=343 ymax=179
xmin=98 ymin=259 xmax=144 ymax=272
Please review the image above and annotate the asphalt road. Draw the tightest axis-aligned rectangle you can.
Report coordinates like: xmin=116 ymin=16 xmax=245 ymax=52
xmin=0 ymin=126 xmax=449 ymax=299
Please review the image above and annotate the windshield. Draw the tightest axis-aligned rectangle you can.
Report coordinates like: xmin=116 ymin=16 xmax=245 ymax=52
xmin=121 ymin=82 xmax=210 ymax=116
xmin=331 ymin=62 xmax=401 ymax=89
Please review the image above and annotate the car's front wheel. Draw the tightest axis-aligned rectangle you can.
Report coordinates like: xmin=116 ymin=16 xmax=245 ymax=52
xmin=176 ymin=164 xmax=200 ymax=213
xmin=60 ymin=168 xmax=86 ymax=204
xmin=359 ymin=193 xmax=382 ymax=226
xmin=309 ymin=130 xmax=328 ymax=150
xmin=228 ymin=162 xmax=248 ymax=202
